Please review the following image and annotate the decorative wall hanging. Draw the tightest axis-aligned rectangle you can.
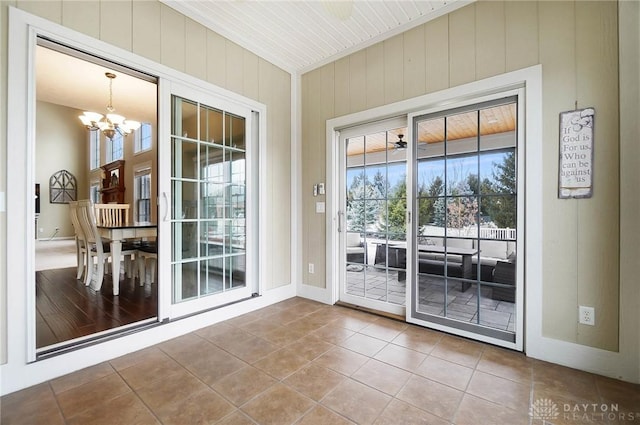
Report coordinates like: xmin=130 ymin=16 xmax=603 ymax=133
xmin=558 ymin=107 xmax=595 ymax=199
xmin=49 ymin=169 xmax=77 ymax=203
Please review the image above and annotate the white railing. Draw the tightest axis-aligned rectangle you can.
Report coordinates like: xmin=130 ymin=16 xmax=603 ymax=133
xmin=419 ymin=225 xmax=516 ymax=240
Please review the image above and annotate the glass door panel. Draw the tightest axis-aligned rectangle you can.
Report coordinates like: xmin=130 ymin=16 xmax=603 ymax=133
xmin=410 ymin=97 xmax=522 ymax=348
xmin=341 ymin=123 xmax=407 ymax=315
xmin=169 ymin=92 xmax=252 ymax=317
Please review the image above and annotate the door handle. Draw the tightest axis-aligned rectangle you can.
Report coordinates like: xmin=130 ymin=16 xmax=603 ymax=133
xmin=162 ymin=192 xmax=169 ymax=222
xmin=337 ymin=211 xmax=344 ymax=233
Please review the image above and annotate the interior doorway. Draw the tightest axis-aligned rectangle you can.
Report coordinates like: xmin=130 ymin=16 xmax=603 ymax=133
xmin=34 ymin=40 xmax=159 ymax=353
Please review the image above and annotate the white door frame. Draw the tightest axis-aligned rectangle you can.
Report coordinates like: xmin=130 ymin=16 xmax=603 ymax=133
xmin=326 ymin=65 xmax=542 ymax=351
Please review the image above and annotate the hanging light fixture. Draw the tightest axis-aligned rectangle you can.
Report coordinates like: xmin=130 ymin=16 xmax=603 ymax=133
xmin=79 ymin=72 xmax=141 ymax=140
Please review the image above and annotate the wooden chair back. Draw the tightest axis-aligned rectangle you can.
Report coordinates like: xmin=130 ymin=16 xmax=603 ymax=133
xmin=94 ymin=203 xmax=130 ymax=226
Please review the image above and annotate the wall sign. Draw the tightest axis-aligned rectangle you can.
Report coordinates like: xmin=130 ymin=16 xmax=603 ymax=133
xmin=558 ymin=107 xmax=595 ymax=199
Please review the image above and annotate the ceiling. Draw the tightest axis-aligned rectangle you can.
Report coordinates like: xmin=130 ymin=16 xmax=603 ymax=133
xmin=163 ymin=0 xmax=471 ymax=74
xmin=36 ymin=45 xmax=158 ymax=124
xmin=36 ymin=1 xmax=472 ymax=127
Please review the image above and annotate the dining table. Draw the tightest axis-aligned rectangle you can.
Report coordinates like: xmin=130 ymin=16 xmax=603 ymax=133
xmin=96 ymin=222 xmax=157 ymax=295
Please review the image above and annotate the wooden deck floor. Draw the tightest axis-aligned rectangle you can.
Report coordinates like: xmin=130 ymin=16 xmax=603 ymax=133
xmin=36 ymin=267 xmax=157 ymax=349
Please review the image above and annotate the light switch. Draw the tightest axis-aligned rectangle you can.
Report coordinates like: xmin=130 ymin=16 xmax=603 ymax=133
xmin=318 ymin=183 xmax=325 ymax=195
xmin=316 ymin=201 xmax=325 ymax=213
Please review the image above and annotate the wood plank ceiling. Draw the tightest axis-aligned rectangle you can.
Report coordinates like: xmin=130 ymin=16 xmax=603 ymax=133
xmin=162 ymin=0 xmax=471 ymax=74
xmin=346 ymin=103 xmax=516 ymax=157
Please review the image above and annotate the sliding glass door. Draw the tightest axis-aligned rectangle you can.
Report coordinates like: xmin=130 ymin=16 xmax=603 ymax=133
xmin=167 ymin=84 xmax=254 ymax=318
xmin=408 ymin=95 xmax=524 ymax=348
xmin=339 ymin=118 xmax=408 ymax=316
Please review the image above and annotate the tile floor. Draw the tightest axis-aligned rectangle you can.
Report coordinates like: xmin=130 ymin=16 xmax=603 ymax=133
xmin=2 ymin=297 xmax=639 ymax=425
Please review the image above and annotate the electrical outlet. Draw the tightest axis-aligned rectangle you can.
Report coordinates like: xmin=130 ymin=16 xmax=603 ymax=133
xmin=579 ymin=306 xmax=595 ymax=326
xmin=39 ymin=228 xmax=43 ymax=233
xmin=308 ymin=263 xmax=314 ymax=274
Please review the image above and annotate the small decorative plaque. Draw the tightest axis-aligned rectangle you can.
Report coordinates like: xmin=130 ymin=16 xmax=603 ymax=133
xmin=558 ymin=107 xmax=595 ymax=199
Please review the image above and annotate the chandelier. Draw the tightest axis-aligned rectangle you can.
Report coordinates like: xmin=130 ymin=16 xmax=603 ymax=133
xmin=79 ymin=72 xmax=140 ymax=140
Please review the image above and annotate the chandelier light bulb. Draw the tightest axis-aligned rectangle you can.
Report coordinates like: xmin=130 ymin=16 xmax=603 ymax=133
xmin=79 ymin=72 xmax=141 ymax=140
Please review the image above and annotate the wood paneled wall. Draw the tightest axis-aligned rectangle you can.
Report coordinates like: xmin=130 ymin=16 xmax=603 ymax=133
xmin=301 ymin=1 xmax=620 ymax=351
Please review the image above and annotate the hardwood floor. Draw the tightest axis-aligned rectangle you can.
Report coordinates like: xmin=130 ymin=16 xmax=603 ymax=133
xmin=36 ymin=266 xmax=157 ymax=349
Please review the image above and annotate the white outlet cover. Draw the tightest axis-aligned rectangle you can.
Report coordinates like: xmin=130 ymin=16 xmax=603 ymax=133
xmin=316 ymin=202 xmax=325 ymax=213
xmin=579 ymin=305 xmax=595 ymax=325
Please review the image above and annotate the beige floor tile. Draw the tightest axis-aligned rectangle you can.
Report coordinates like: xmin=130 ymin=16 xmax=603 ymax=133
xmin=339 ymin=332 xmax=388 ymax=357
xmin=284 ymin=363 xmax=345 ymax=401
xmin=332 ymin=314 xmax=378 ymax=332
xmin=216 ymin=410 xmax=257 ymax=425
xmin=391 ymin=326 xmax=443 ymax=354
xmin=158 ymin=333 xmax=213 ymax=362
xmin=285 ymin=335 xmax=335 ymax=361
xmin=222 ymin=335 xmax=280 ymax=364
xmin=351 ymin=358 xmax=412 ymax=396
xmin=359 ymin=318 xmax=408 ymax=342
xmin=532 ymin=360 xmax=600 ymax=402
xmin=430 ymin=334 xmax=485 ymax=368
xmin=0 ymin=383 xmax=65 ymax=425
xmin=135 ymin=368 xmax=209 ymax=412
xmin=212 ymin=366 xmax=277 ymax=406
xmin=596 ymin=375 xmax=640 ymax=413
xmin=241 ymin=383 xmax=315 ymax=425
xmin=49 ymin=362 xmax=115 ymax=394
xmin=396 ymin=374 xmax=464 ymax=421
xmin=237 ymin=317 xmax=284 ymax=336
xmin=314 ymin=346 xmax=369 ymax=376
xmin=476 ymin=345 xmax=533 ymax=384
xmin=56 ymin=373 xmax=131 ymax=419
xmin=374 ymin=399 xmax=450 ymax=425
xmin=532 ymin=388 xmax=610 ymax=425
xmin=454 ymin=394 xmax=530 ymax=425
xmin=415 ymin=356 xmax=474 ymax=391
xmin=195 ymin=322 xmax=238 ymax=341
xmin=118 ymin=352 xmax=186 ymax=390
xmin=260 ymin=325 xmax=307 ymax=346
xmin=466 ymin=370 xmax=531 ymax=412
xmin=110 ymin=346 xmax=168 ymax=372
xmin=311 ymin=323 xmax=357 ymax=344
xmin=322 ymin=379 xmax=392 ymax=425
xmin=253 ymin=347 xmax=311 ymax=380
xmin=374 ymin=343 xmax=428 ymax=372
xmin=178 ymin=344 xmax=247 ymax=385
xmin=297 ymin=405 xmax=354 ymax=425
xmin=65 ymin=392 xmax=159 ymax=425
xmin=153 ymin=387 xmax=235 ymax=425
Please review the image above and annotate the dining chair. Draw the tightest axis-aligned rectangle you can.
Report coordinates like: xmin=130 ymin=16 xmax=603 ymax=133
xmin=77 ymin=200 xmax=137 ymax=291
xmin=136 ymin=242 xmax=157 ymax=286
xmin=68 ymin=201 xmax=87 ymax=280
xmin=94 ymin=203 xmax=130 ymax=226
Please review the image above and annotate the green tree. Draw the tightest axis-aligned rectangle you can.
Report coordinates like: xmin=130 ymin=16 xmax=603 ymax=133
xmin=378 ymin=177 xmax=406 ymax=236
xmin=485 ymin=151 xmax=517 ymax=228
xmin=346 ymin=170 xmax=383 ymax=232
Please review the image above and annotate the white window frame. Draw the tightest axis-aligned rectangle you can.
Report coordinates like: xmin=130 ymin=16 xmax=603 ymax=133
xmin=89 ymin=179 xmax=101 ymax=204
xmin=106 ymin=132 xmax=124 ymax=163
xmin=89 ymin=131 xmax=100 ymax=170
xmin=133 ymin=161 xmax=152 ymax=223
xmin=134 ymin=122 xmax=153 ymax=153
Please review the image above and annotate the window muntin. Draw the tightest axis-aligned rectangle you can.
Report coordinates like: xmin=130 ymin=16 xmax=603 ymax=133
xmin=89 ymin=131 xmax=100 ymax=170
xmin=171 ymin=97 xmax=247 ymax=303
xmin=106 ymin=132 xmax=124 ymax=163
xmin=134 ymin=123 xmax=153 ymax=153
xmin=134 ymin=170 xmax=152 ymax=222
